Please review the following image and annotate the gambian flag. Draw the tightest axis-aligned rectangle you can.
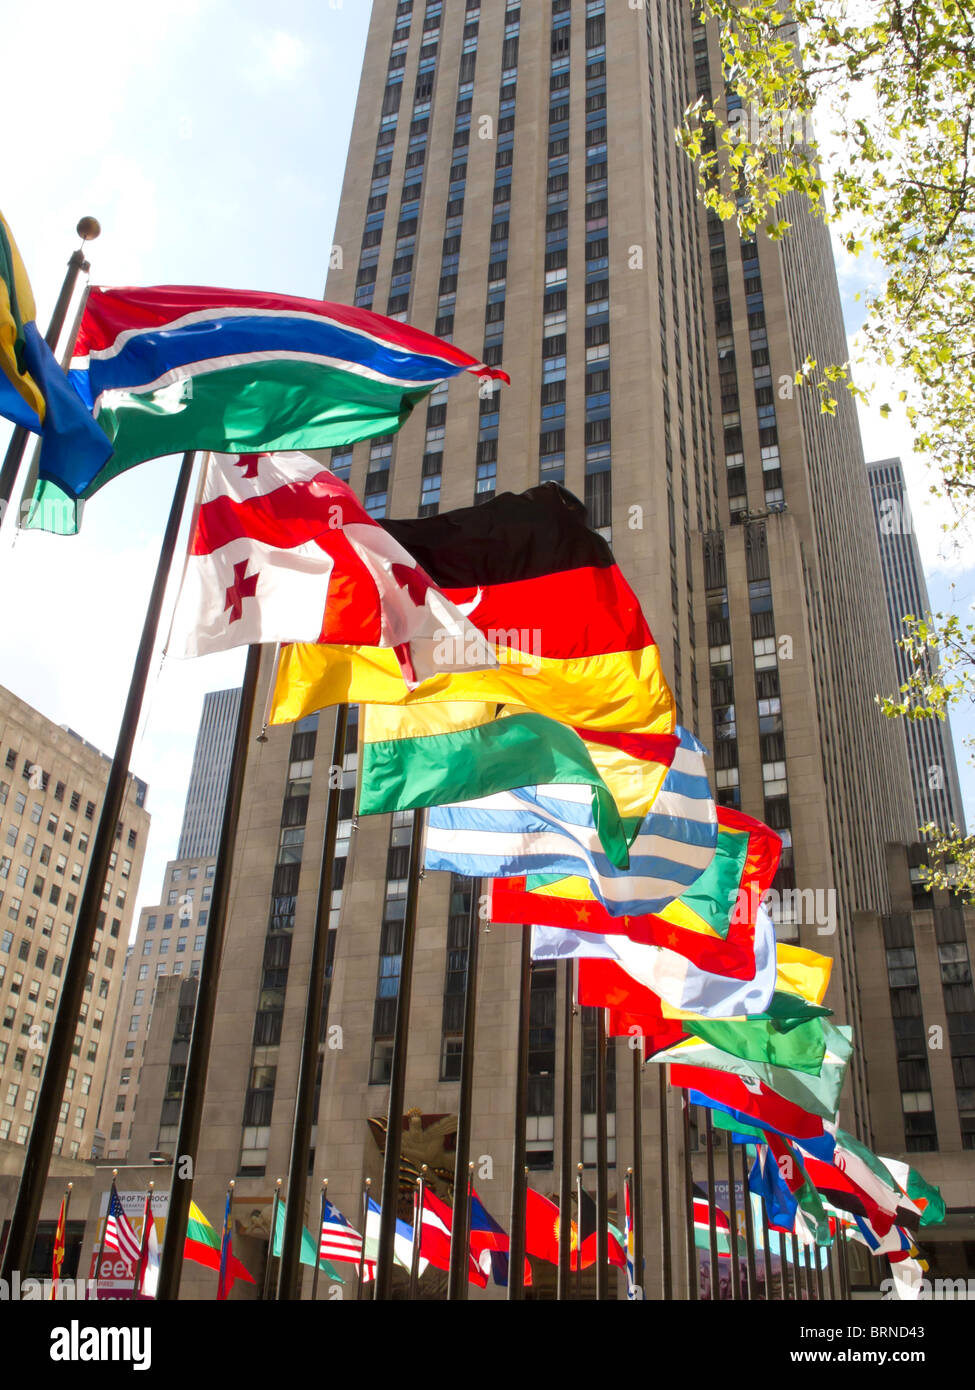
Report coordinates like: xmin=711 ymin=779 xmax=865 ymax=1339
xmin=27 ymin=283 xmax=507 ymax=533
xmin=492 ymin=806 xmax=779 ymax=972
xmin=185 ymin=1201 xmax=255 ymax=1291
xmin=271 ymin=484 xmax=677 ymax=813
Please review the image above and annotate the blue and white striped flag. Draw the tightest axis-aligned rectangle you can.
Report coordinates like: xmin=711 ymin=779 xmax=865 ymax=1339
xmin=423 ymin=727 xmax=717 ymax=917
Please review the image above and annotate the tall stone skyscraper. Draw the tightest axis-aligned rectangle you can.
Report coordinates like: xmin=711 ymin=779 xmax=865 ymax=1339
xmin=176 ymin=688 xmax=241 ymax=861
xmin=866 ymin=456 xmax=966 ymax=837
xmin=184 ymin=0 xmax=917 ymax=1298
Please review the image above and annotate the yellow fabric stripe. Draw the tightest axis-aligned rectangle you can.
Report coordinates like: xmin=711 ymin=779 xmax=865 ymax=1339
xmin=0 ymin=211 xmax=43 ymax=420
xmin=362 ymin=700 xmax=498 ymax=743
xmin=271 ymin=640 xmax=675 ymax=738
xmin=583 ymin=742 xmax=669 ymax=817
xmin=774 ymin=943 xmax=832 ymax=1005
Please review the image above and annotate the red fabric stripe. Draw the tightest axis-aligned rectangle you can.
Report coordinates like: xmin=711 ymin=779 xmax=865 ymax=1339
xmin=191 ymin=475 xmax=370 ymax=555
xmin=573 ymin=728 xmax=678 ymax=764
xmin=78 ymin=285 xmax=507 ymax=378
xmin=441 ymin=564 xmax=655 ymax=657
xmin=670 ymin=1065 xmax=824 ymax=1140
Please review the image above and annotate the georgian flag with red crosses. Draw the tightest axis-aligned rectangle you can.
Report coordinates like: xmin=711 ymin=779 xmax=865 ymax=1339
xmin=166 ymin=451 xmax=492 ymax=685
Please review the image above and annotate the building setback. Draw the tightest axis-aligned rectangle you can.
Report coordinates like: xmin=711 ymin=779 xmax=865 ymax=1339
xmin=180 ymin=0 xmax=941 ymax=1298
xmin=0 ymin=684 xmax=149 ymax=1166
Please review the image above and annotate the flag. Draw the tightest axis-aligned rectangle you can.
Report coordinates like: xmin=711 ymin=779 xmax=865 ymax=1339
xmin=270 ymin=483 xmax=677 ymax=791
xmin=682 ymin=1010 xmax=828 ymax=1076
xmin=102 ymin=1182 xmax=142 ymax=1264
xmin=270 ymin=1198 xmax=345 ymax=1282
xmin=672 ymin=1065 xmax=825 ymax=1140
xmin=815 ymin=1128 xmax=923 ymax=1229
xmin=0 ymin=211 xmax=111 ymax=481
xmin=184 ymin=1201 xmax=255 ymax=1289
xmin=574 ymin=1186 xmax=628 ymax=1272
xmin=468 ymin=1190 xmax=532 ymax=1287
xmin=524 ymin=1186 xmax=567 ymax=1265
xmin=492 ymin=806 xmax=779 ymax=971
xmin=166 ymin=449 xmax=490 ymax=688
xmin=361 ymin=702 xmax=631 ymax=866
xmin=139 ymin=1216 xmax=160 ymax=1300
xmin=133 ymin=1191 xmax=154 ymax=1300
xmin=623 ymin=1179 xmax=641 ymax=1298
xmin=365 ymin=1196 xmax=427 ymax=1277
xmin=761 ymin=1130 xmax=832 ymax=1244
xmin=217 ymin=1188 xmax=234 ymax=1301
xmin=318 ymin=1198 xmax=373 ymax=1278
xmin=879 ymin=1158 xmax=946 ymax=1227
xmin=692 ymin=1193 xmax=733 ymax=1255
xmin=537 ymin=906 xmax=777 ymax=1020
xmin=709 ymin=1099 xmax=837 ymax=1160
xmin=425 ymin=726 xmax=717 ymax=917
xmin=657 ymin=1021 xmax=853 ymax=1120
xmin=51 ymin=1194 xmax=67 ymax=1294
xmin=27 ymin=282 xmax=506 ymax=531
xmin=414 ymin=1186 xmax=488 ymax=1287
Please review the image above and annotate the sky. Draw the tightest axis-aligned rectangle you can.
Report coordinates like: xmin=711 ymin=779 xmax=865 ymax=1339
xmin=1 ymin=0 xmax=972 ymax=930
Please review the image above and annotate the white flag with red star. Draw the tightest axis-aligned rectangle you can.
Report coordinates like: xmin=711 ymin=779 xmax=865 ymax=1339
xmin=166 ymin=451 xmax=491 ymax=685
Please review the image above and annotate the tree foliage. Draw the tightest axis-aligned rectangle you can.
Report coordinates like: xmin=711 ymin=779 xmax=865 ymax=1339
xmin=680 ymin=1 xmax=975 ymax=889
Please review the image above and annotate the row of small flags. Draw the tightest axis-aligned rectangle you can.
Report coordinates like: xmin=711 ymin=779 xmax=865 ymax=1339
xmin=5 ymin=213 xmax=948 ymax=1301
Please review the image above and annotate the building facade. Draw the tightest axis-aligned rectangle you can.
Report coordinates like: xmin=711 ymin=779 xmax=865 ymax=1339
xmin=0 ymin=684 xmax=149 ymax=1164
xmin=100 ymin=689 xmax=239 ymax=1162
xmin=866 ymin=456 xmax=966 ymax=837
xmin=182 ymin=0 xmax=927 ymax=1298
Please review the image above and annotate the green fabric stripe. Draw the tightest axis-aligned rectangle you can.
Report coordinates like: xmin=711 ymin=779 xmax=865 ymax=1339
xmin=359 ymin=710 xmax=629 ymax=868
xmin=26 ymin=478 xmax=83 ymax=534
xmin=710 ymin=1109 xmax=766 ymax=1142
xmin=186 ymin=1217 xmax=219 ymax=1250
xmin=761 ymin=991 xmax=831 ymax=1029
xmin=685 ymin=1014 xmax=827 ymax=1076
xmin=677 ymin=829 xmax=751 ymax=937
xmin=907 ymin=1169 xmax=946 ymax=1227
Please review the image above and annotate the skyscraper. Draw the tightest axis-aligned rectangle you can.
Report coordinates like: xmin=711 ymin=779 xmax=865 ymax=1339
xmin=176 ymin=688 xmax=241 ymax=861
xmin=181 ymin=0 xmax=920 ymax=1298
xmin=866 ymin=456 xmax=966 ymax=837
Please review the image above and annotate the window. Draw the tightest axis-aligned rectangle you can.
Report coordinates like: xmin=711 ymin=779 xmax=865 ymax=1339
xmin=129 ymin=1014 xmax=140 ymax=1033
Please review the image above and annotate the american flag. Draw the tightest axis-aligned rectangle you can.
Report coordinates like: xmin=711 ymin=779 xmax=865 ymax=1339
xmin=319 ymin=1198 xmax=375 ymax=1279
xmin=102 ymin=1182 xmax=142 ymax=1264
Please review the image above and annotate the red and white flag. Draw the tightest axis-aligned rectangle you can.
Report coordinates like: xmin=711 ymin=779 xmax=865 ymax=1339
xmin=166 ymin=451 xmax=491 ymax=686
xmin=415 ymin=1186 xmax=488 ymax=1287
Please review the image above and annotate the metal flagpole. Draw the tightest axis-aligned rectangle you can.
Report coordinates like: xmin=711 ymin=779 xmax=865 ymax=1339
xmin=739 ymin=1144 xmax=758 ymax=1300
xmin=791 ymin=1230 xmax=802 ymax=1298
xmin=839 ymin=1226 xmax=852 ymax=1299
xmin=262 ymin=1180 xmax=282 ymax=1301
xmin=375 ymin=808 xmax=425 ymax=1299
xmin=780 ymin=1219 xmax=792 ymax=1300
xmin=278 ymin=706 xmax=349 ymax=1300
xmin=156 ymin=641 xmax=263 ymax=1299
xmin=311 ymin=1180 xmax=327 ymax=1303
xmin=595 ymin=1009 xmax=610 ymax=1300
xmin=704 ymin=1110 xmax=719 ymax=1299
xmin=725 ymin=1132 xmax=740 ymax=1301
xmin=409 ymin=1168 xmax=426 ymax=1301
xmin=507 ymin=926 xmax=532 ymax=1301
xmin=815 ymin=1243 xmax=826 ymax=1301
xmin=803 ymin=1237 xmax=815 ymax=1301
xmin=447 ymin=878 xmax=481 ymax=1301
xmin=0 ymin=218 xmax=100 ymax=525
xmin=658 ymin=1067 xmax=672 ymax=1300
xmin=760 ymin=1189 xmax=775 ymax=1299
xmin=356 ymin=1179 xmax=371 ymax=1301
xmin=681 ymin=1092 xmax=698 ymax=1301
xmin=631 ymin=1040 xmax=644 ymax=1297
xmin=557 ymin=958 xmax=574 ymax=1300
xmin=1 ymin=450 xmax=198 ymax=1283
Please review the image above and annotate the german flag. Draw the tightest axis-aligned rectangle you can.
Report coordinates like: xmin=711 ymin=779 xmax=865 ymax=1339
xmin=491 ymin=806 xmax=779 ymax=977
xmin=270 ymin=484 xmax=676 ymax=813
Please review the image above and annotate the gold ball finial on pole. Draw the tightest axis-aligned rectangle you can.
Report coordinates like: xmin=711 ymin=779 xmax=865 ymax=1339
xmin=77 ymin=217 xmax=101 ymax=242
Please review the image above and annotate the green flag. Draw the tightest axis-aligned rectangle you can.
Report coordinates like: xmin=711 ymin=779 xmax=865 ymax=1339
xmin=273 ymin=1199 xmax=345 ymax=1282
xmin=685 ymin=1013 xmax=827 ymax=1076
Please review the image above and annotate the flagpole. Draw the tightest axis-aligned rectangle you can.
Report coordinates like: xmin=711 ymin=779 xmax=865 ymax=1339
xmin=130 ymin=1181 xmax=154 ymax=1301
xmin=815 ymin=1244 xmax=825 ymax=1300
xmin=658 ymin=1068 xmax=672 ymax=1300
xmin=803 ymin=1238 xmax=815 ymax=1301
xmin=826 ymin=1232 xmax=837 ymax=1300
xmin=375 ymin=807 xmax=425 ymax=1300
xmin=409 ymin=1167 xmax=425 ymax=1301
xmin=557 ymin=958 xmax=574 ymax=1301
xmin=575 ymin=1164 xmax=584 ymax=1298
xmin=0 ymin=451 xmax=197 ymax=1283
xmin=595 ymin=1008 xmax=610 ymax=1300
xmin=356 ymin=1179 xmax=370 ymax=1300
xmin=704 ymin=1110 xmax=719 ymax=1299
xmin=739 ymin=1144 xmax=757 ymax=1299
xmin=506 ymin=925 xmax=532 ymax=1302
xmin=261 ymin=1180 xmax=282 ymax=1301
xmin=721 ymin=1131 xmax=739 ymax=1300
xmin=0 ymin=218 xmax=99 ymax=525
xmin=780 ymin=1217 xmax=792 ymax=1300
xmin=759 ymin=1187 xmax=775 ymax=1299
xmin=790 ymin=1230 xmax=802 ymax=1298
xmin=839 ymin=1226 xmax=851 ymax=1300
xmin=278 ymin=705 xmax=349 ymax=1301
xmin=447 ymin=877 xmax=481 ymax=1301
xmin=311 ymin=1180 xmax=327 ymax=1303
xmin=156 ymin=641 xmax=262 ymax=1300
xmin=630 ymin=1040 xmax=644 ymax=1297
xmin=681 ymin=1092 xmax=698 ymax=1301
